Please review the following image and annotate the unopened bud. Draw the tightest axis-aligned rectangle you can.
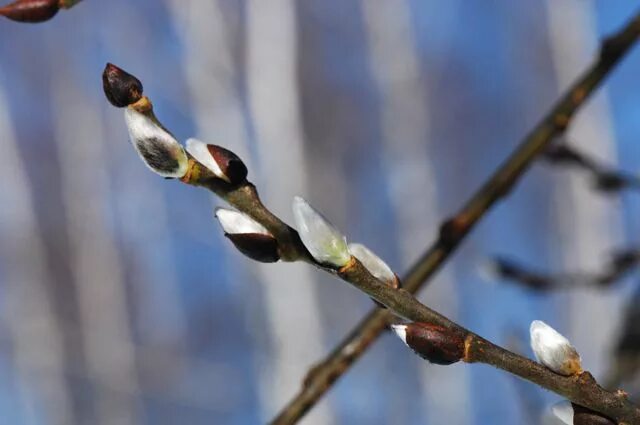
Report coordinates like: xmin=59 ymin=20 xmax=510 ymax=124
xmin=292 ymin=196 xmax=351 ymax=268
xmin=552 ymin=401 xmax=615 ymax=425
xmin=185 ymin=138 xmax=247 ymax=185
xmin=124 ymin=107 xmax=188 ymax=178
xmin=391 ymin=323 xmax=465 ymax=365
xmin=0 ymin=0 xmax=59 ymax=22
xmin=530 ymin=320 xmax=582 ymax=376
xmin=348 ymin=243 xmax=398 ymax=288
xmin=102 ymin=63 xmax=144 ymax=108
xmin=215 ymin=208 xmax=279 ymax=263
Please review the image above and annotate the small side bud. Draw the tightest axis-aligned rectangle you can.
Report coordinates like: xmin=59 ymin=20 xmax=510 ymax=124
xmin=215 ymin=208 xmax=279 ymax=263
xmin=348 ymin=243 xmax=398 ymax=288
xmin=391 ymin=323 xmax=465 ymax=365
xmin=185 ymin=138 xmax=247 ymax=185
xmin=124 ymin=108 xmax=188 ymax=178
xmin=102 ymin=63 xmax=144 ymax=108
xmin=291 ymin=196 xmax=351 ymax=268
xmin=0 ymin=0 xmax=59 ymax=22
xmin=530 ymin=320 xmax=582 ymax=376
xmin=552 ymin=401 xmax=615 ymax=425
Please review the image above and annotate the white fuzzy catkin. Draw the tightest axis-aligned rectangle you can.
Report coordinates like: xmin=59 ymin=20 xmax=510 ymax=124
xmin=215 ymin=208 xmax=271 ymax=235
xmin=551 ymin=401 xmax=574 ymax=425
xmin=530 ymin=320 xmax=582 ymax=376
xmin=124 ymin=108 xmax=188 ymax=178
xmin=291 ymin=196 xmax=351 ymax=268
xmin=185 ymin=138 xmax=228 ymax=181
xmin=348 ymin=243 xmax=395 ymax=284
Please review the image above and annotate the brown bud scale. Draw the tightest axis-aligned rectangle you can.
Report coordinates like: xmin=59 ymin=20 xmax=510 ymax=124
xmin=226 ymin=233 xmax=279 ymax=263
xmin=0 ymin=0 xmax=59 ymax=22
xmin=405 ymin=322 xmax=465 ymax=365
xmin=207 ymin=144 xmax=248 ymax=185
xmin=102 ymin=63 xmax=144 ymax=108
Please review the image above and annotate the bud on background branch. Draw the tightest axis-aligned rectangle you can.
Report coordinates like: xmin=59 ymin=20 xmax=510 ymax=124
xmin=530 ymin=320 xmax=582 ymax=376
xmin=186 ymin=138 xmax=247 ymax=185
xmin=291 ymin=196 xmax=351 ymax=268
xmin=391 ymin=322 xmax=465 ymax=365
xmin=215 ymin=208 xmax=279 ymax=263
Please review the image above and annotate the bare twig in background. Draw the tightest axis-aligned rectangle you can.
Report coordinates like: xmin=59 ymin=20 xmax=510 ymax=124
xmin=485 ymin=248 xmax=640 ymax=291
xmin=544 ymin=143 xmax=640 ymax=194
xmin=271 ymin=9 xmax=640 ymax=424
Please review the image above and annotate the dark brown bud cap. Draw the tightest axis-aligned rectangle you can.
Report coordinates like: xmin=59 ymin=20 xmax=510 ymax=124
xmin=572 ymin=404 xmax=615 ymax=425
xmin=0 ymin=0 xmax=59 ymax=22
xmin=226 ymin=233 xmax=279 ymax=263
xmin=102 ymin=63 xmax=144 ymax=108
xmin=393 ymin=322 xmax=465 ymax=365
xmin=207 ymin=144 xmax=248 ymax=185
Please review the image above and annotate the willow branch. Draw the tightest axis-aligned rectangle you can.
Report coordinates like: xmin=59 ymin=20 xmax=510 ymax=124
xmin=271 ymin=9 xmax=640 ymax=424
xmin=336 ymin=259 xmax=640 ymax=423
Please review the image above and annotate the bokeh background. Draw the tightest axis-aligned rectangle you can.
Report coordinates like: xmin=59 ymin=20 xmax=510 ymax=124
xmin=1 ymin=1 xmax=640 ymax=424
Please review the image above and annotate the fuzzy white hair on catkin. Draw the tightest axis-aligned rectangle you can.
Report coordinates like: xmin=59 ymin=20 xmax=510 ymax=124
xmin=124 ymin=108 xmax=188 ymax=178
xmin=215 ymin=208 xmax=270 ymax=235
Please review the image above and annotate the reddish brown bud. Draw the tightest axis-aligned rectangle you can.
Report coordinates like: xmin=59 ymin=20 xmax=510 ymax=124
xmin=0 ymin=0 xmax=59 ymax=22
xmin=102 ymin=63 xmax=144 ymax=108
xmin=207 ymin=144 xmax=247 ymax=184
xmin=392 ymin=322 xmax=465 ymax=365
xmin=186 ymin=138 xmax=248 ymax=185
xmin=215 ymin=208 xmax=279 ymax=263
xmin=226 ymin=233 xmax=280 ymax=263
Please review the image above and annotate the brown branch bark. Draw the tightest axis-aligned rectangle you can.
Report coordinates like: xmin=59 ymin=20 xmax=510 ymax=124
xmin=270 ymin=9 xmax=640 ymax=424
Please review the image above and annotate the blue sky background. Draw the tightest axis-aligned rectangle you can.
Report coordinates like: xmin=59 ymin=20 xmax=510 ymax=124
xmin=0 ymin=1 xmax=639 ymax=424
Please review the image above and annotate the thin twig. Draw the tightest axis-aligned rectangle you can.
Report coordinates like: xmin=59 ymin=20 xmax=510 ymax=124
xmin=544 ymin=143 xmax=640 ymax=194
xmin=487 ymin=248 xmax=640 ymax=291
xmin=270 ymin=9 xmax=640 ymax=424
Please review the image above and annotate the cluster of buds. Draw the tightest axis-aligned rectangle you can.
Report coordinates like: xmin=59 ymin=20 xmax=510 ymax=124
xmin=391 ymin=322 xmax=465 ymax=365
xmin=214 ymin=208 xmax=279 ymax=263
xmin=552 ymin=401 xmax=615 ymax=425
xmin=0 ymin=0 xmax=80 ymax=22
xmin=530 ymin=320 xmax=582 ymax=376
xmin=102 ymin=63 xmax=247 ymax=184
